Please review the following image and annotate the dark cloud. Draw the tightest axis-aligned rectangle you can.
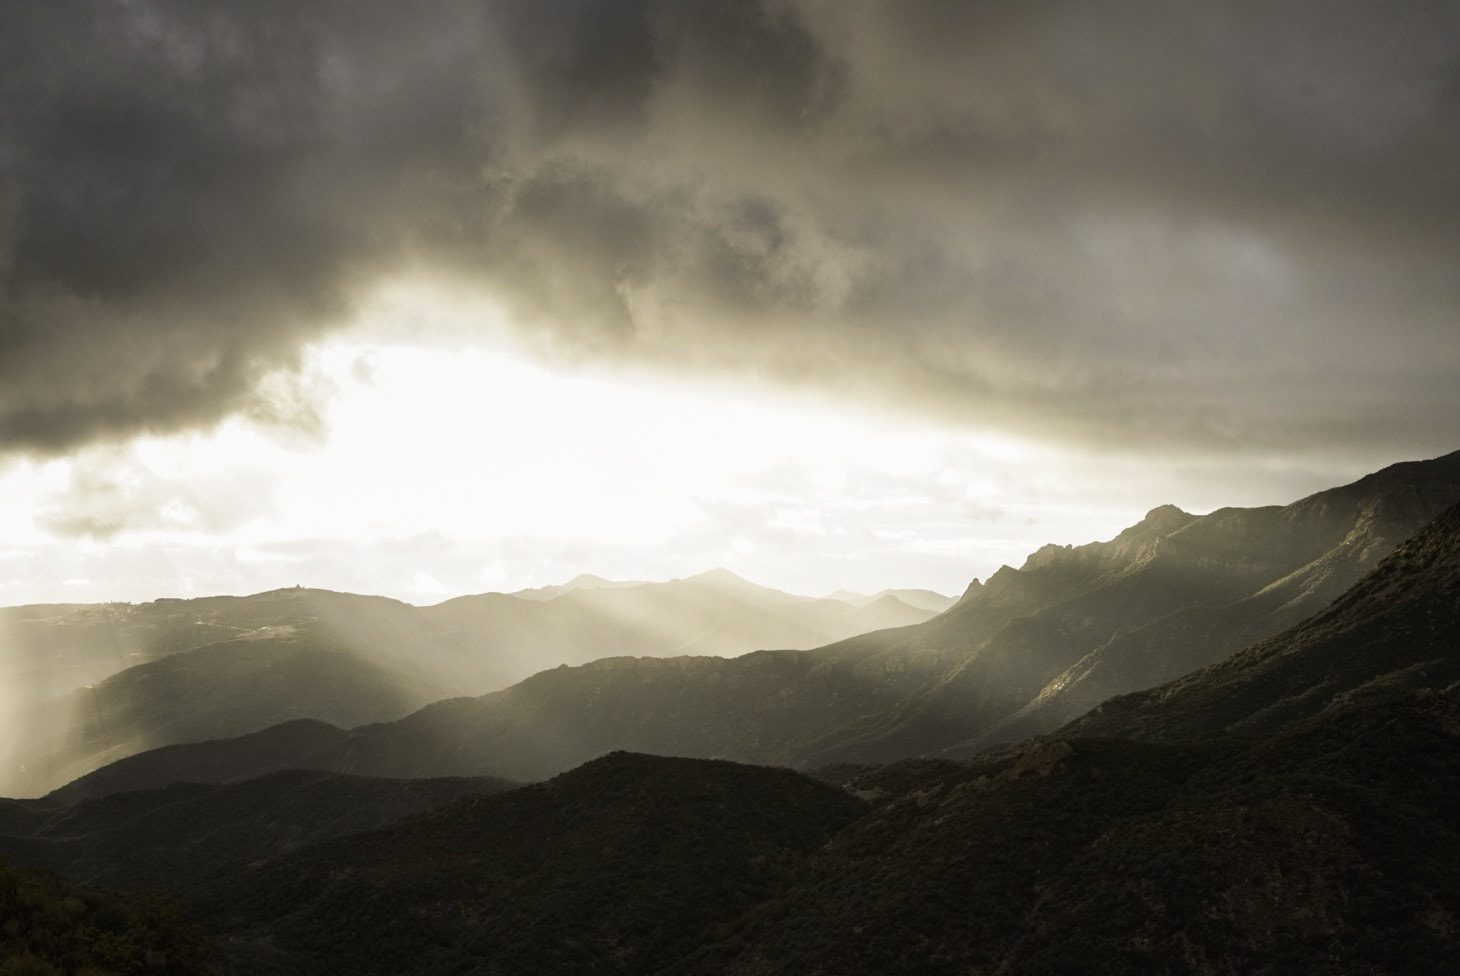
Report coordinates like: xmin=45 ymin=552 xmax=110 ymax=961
xmin=2 ymin=0 xmax=1457 ymax=456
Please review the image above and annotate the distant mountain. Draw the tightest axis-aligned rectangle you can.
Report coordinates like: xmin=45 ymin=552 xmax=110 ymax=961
xmin=510 ymin=572 xmax=645 ymax=600
xmin=421 ymin=569 xmax=934 ymax=679
xmin=8 ymin=637 xmax=426 ymax=798
xmin=47 ymin=651 xmax=861 ymax=793
xmin=66 ymin=452 xmax=1460 ymax=794
xmin=3 ymin=571 xmax=935 ymax=797
xmin=827 ymin=587 xmax=957 ymax=614
xmin=0 ymin=588 xmax=414 ymax=694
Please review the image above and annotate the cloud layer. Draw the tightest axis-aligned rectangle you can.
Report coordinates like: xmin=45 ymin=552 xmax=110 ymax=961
xmin=3 ymin=0 xmax=1457 ymax=455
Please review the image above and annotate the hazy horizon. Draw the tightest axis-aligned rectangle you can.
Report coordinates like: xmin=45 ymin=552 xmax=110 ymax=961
xmin=3 ymin=1 xmax=1456 ymax=606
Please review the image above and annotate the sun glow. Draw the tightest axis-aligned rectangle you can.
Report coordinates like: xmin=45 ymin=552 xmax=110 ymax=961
xmin=0 ymin=281 xmax=1164 ymax=606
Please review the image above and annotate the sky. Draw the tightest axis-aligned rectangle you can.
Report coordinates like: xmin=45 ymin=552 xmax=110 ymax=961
xmin=1 ymin=0 xmax=1457 ymax=606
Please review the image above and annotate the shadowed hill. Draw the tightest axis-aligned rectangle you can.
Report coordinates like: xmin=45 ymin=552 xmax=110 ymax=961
xmin=196 ymin=753 xmax=867 ymax=976
xmin=0 ymin=769 xmax=514 ymax=894
xmin=684 ymin=692 xmax=1460 ymax=975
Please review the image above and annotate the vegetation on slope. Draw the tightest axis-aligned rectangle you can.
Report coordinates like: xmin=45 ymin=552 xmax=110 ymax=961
xmin=1 ymin=771 xmax=513 ymax=895
xmin=195 ymin=753 xmax=867 ymax=976
xmin=0 ymin=857 xmax=212 ymax=975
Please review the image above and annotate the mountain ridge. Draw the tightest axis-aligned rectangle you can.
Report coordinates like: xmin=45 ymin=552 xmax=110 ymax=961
xmin=54 ymin=451 xmax=1460 ymax=796
xmin=4 ymin=571 xmax=936 ymax=796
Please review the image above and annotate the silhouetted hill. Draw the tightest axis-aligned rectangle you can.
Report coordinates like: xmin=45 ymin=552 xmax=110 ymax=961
xmin=196 ymin=753 xmax=866 ymax=975
xmin=50 ymin=719 xmax=358 ymax=803
xmin=0 ymin=769 xmax=513 ymax=893
xmin=683 ymin=692 xmax=1459 ymax=975
xmin=52 ymin=646 xmax=921 ymax=791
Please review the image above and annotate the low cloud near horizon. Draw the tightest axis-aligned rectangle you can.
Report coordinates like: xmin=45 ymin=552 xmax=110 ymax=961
xmin=3 ymin=0 xmax=1457 ymax=462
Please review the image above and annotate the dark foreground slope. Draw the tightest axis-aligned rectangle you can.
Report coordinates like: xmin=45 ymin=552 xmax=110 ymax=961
xmin=196 ymin=753 xmax=867 ymax=976
xmin=0 ymin=769 xmax=514 ymax=894
xmin=0 ymin=856 xmax=213 ymax=974
xmin=687 ymin=697 xmax=1458 ymax=975
xmin=66 ymin=452 xmax=1460 ymax=796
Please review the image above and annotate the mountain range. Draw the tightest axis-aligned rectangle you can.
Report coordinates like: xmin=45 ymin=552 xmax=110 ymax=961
xmin=2 ymin=484 xmax=1457 ymax=973
xmin=56 ymin=451 xmax=1460 ymax=795
xmin=2 ymin=570 xmax=938 ymax=796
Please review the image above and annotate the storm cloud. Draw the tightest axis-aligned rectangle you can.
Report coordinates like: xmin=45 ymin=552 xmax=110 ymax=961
xmin=3 ymin=0 xmax=1457 ymax=455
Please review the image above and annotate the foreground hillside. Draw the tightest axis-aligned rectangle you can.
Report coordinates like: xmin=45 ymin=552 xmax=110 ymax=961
xmin=0 ymin=770 xmax=515 ymax=893
xmin=0 ymin=856 xmax=212 ymax=974
xmin=197 ymin=754 xmax=867 ymax=975
xmin=68 ymin=451 xmax=1460 ymax=794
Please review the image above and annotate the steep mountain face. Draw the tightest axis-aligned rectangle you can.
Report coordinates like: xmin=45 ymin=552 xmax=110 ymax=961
xmin=194 ymin=753 xmax=867 ymax=976
xmin=1066 ymin=497 xmax=1460 ymax=743
xmin=979 ymin=453 xmax=1460 ymax=746
xmin=3 ymin=572 xmax=934 ymax=797
xmin=817 ymin=450 xmax=1460 ymax=757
